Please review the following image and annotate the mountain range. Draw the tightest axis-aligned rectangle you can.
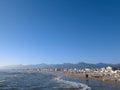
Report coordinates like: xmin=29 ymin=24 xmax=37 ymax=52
xmin=1 ymin=62 xmax=120 ymax=69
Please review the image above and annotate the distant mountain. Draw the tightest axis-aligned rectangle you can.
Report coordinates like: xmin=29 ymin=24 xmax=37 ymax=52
xmin=46 ymin=62 xmax=117 ymax=69
xmin=1 ymin=62 xmax=120 ymax=69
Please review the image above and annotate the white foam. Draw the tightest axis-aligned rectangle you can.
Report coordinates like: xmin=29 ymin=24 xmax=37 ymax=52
xmin=54 ymin=76 xmax=91 ymax=90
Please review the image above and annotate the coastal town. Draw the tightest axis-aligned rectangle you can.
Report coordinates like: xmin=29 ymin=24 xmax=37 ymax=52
xmin=20 ymin=66 xmax=120 ymax=85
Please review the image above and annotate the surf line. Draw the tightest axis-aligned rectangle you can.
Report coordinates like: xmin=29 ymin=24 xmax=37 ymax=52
xmin=54 ymin=76 xmax=91 ymax=90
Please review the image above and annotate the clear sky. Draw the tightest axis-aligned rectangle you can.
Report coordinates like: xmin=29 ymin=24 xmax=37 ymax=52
xmin=0 ymin=0 xmax=120 ymax=66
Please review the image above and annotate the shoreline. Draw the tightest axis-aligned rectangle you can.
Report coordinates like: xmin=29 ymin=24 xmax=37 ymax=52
xmin=5 ymin=69 xmax=120 ymax=87
xmin=62 ymin=72 xmax=120 ymax=87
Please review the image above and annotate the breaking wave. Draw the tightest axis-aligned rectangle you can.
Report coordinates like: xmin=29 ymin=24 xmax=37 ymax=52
xmin=54 ymin=76 xmax=91 ymax=90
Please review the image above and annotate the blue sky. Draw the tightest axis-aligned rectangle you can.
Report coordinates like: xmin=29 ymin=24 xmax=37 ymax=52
xmin=0 ymin=0 xmax=120 ymax=66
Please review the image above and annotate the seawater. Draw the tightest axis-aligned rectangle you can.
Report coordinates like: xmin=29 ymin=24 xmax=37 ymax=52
xmin=0 ymin=70 xmax=119 ymax=90
xmin=0 ymin=70 xmax=90 ymax=90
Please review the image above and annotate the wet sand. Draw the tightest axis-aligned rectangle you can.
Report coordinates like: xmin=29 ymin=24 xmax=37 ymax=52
xmin=63 ymin=72 xmax=120 ymax=87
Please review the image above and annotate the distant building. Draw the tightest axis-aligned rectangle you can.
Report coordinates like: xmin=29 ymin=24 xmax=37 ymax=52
xmin=106 ymin=66 xmax=113 ymax=71
xmin=85 ymin=68 xmax=91 ymax=72
xmin=100 ymin=67 xmax=106 ymax=72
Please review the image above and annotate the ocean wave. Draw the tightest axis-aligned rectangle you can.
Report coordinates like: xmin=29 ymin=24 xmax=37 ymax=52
xmin=54 ymin=76 xmax=91 ymax=90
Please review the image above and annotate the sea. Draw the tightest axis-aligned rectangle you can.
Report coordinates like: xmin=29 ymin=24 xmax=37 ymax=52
xmin=0 ymin=70 xmax=120 ymax=90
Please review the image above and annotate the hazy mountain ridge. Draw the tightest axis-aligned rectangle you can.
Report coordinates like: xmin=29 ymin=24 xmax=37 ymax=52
xmin=1 ymin=62 xmax=120 ymax=69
